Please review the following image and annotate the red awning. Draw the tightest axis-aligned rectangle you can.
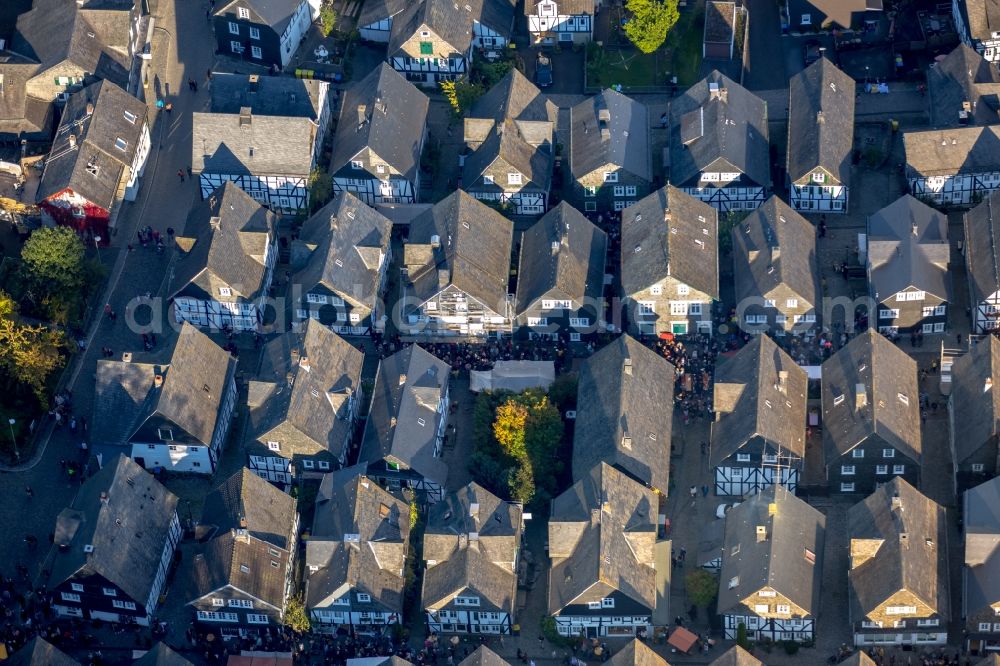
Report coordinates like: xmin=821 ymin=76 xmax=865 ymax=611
xmin=667 ymin=627 xmax=699 ymax=653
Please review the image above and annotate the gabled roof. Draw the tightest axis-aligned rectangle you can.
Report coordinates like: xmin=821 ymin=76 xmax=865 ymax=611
xmin=927 ymin=44 xmax=1000 ymax=128
xmin=708 ymin=647 xmax=762 ymax=666
xmin=292 ymin=192 xmax=393 ymax=310
xmin=37 ymin=80 xmax=147 ymax=207
xmin=201 ymin=468 xmax=298 ymax=551
xmin=358 ymin=0 xmax=411 ymax=29
xmin=904 ymin=124 xmax=1000 ymax=178
xmin=788 ymin=0 xmax=883 ymax=30
xmin=958 ymin=0 xmax=1000 ymax=42
xmin=548 ymin=463 xmax=660 ymax=614
xmin=331 ymin=63 xmax=428 ymax=182
xmin=6 ymin=638 xmax=79 ymax=666
xmin=732 ymin=196 xmax=818 ymax=306
xmin=459 ymin=647 xmax=511 ymax=666
xmin=607 ymin=640 xmax=670 ymax=666
xmin=187 ymin=528 xmax=289 ymax=610
xmin=573 ymin=335 xmax=674 ymax=493
xmin=306 ymin=464 xmax=410 ymax=612
xmin=359 ymin=344 xmax=451 ymax=488
xmin=786 ymin=58 xmax=854 ymax=185
xmin=133 ymin=643 xmax=196 ymax=666
xmin=964 ymin=476 xmax=1000 ymax=618
xmin=48 ymin=455 xmax=178 ymax=608
xmin=404 ymin=190 xmax=513 ymax=311
xmin=820 ymin=329 xmax=921 ymax=462
xmin=463 ymin=119 xmax=554 ymax=191
xmin=867 ymin=195 xmax=950 ymax=301
xmin=215 ymin=0 xmax=301 ymax=33
xmin=422 ymin=483 xmax=521 ymax=613
xmin=710 ymin=334 xmax=808 ymax=463
xmin=838 ymin=654 xmax=878 ymax=666
xmin=951 ymin=337 xmax=1000 ymax=465
xmin=570 ymin=88 xmax=651 ymax=181
xmin=717 ymin=487 xmax=825 ymax=615
xmin=668 ymin=71 xmax=769 ymax=187
xmin=248 ymin=320 xmax=364 ymax=459
xmin=91 ymin=323 xmax=237 ymax=448
xmin=388 ymin=0 xmax=514 ymax=56
xmin=620 ymin=185 xmax=720 ymax=298
xmin=848 ymin=478 xmax=949 ymax=621
xmin=515 ymin=202 xmax=607 ymax=315
xmin=469 ymin=69 xmax=557 ymax=124
xmin=192 ymin=110 xmax=314 ymax=177
xmin=0 ymin=53 xmax=50 ymax=140
xmin=210 ymin=74 xmax=327 ymax=121
xmin=965 ymin=189 xmax=1000 ymax=306
xmin=168 ymin=182 xmax=275 ymax=302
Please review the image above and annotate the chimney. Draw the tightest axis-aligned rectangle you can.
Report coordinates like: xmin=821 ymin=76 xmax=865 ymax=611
xmin=986 ymin=377 xmax=994 ymax=393
xmin=551 ymin=240 xmax=560 ymax=255
xmin=624 ymin=357 xmax=633 ymax=376
xmin=855 ymin=383 xmax=867 ymax=410
xmin=891 ymin=494 xmax=902 ymax=511
xmin=86 ymin=102 xmax=94 ymax=115
xmin=430 ymin=234 xmax=441 ymax=248
xmin=600 ymin=125 xmax=610 ymax=141
xmin=357 ymin=104 xmax=368 ymax=127
xmin=816 ymin=111 xmax=824 ymax=124
xmin=398 ymin=373 xmax=407 ymax=386
xmin=153 ymin=374 xmax=164 ymax=388
xmin=239 ymin=107 xmax=251 ymax=128
xmin=770 ymin=245 xmax=780 ymax=264
xmin=209 ymin=216 xmax=221 ymax=230
xmin=756 ymin=525 xmax=767 ymax=542
xmin=912 ymin=224 xmax=918 ymax=236
xmin=768 ymin=502 xmax=777 ymax=516
xmin=100 ymin=491 xmax=109 ymax=504
xmin=776 ymin=370 xmax=788 ymax=393
xmin=248 ymin=74 xmax=259 ymax=92
xmin=469 ymin=502 xmax=479 ymax=520
xmin=299 ymin=356 xmax=310 ymax=372
xmin=69 ymin=134 xmax=77 ymax=149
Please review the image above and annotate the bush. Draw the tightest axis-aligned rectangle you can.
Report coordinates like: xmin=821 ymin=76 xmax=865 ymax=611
xmin=685 ymin=569 xmax=719 ymax=607
xmin=540 ymin=616 xmax=576 ymax=648
xmin=736 ymin=622 xmax=750 ymax=651
xmin=782 ymin=640 xmax=800 ymax=655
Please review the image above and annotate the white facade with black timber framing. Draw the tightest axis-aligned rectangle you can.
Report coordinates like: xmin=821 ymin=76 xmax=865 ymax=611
xmin=332 ymin=171 xmax=417 ymax=205
xmin=715 ymin=465 xmax=798 ymax=497
xmin=724 ymin=615 xmax=816 ymax=642
xmin=904 ymin=126 xmax=1000 ymax=208
xmin=789 ymin=168 xmax=848 ymax=213
xmin=197 ymin=173 xmax=308 ymax=213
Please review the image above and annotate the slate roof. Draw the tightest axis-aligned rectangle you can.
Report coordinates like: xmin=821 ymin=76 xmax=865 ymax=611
xmin=570 ymin=88 xmax=651 ymax=182
xmin=620 ymin=185 xmax=720 ymax=299
xmin=710 ymin=334 xmax=808 ymax=463
xmin=358 ymin=0 xmax=411 ymax=29
xmin=788 ymin=0 xmax=883 ymax=30
xmin=717 ymin=487 xmax=825 ymax=615
xmin=210 ymin=74 xmax=327 ymax=121
xmin=959 ymin=0 xmax=1000 ymax=42
xmin=469 ymin=69 xmax=558 ymax=124
xmin=201 ymin=468 xmax=298 ymax=551
xmin=548 ymin=462 xmax=659 ymax=614
xmin=404 ymin=190 xmax=513 ymax=311
xmin=331 ymin=63 xmax=428 ymax=182
xmin=247 ymin=320 xmax=364 ymax=460
xmin=168 ymin=182 xmax=275 ymax=302
xmin=192 ymin=109 xmax=314 ymax=177
xmin=459 ymin=647 xmax=511 ymax=666
xmin=0 ymin=53 xmax=50 ymax=139
xmin=820 ymin=329 xmax=921 ymax=462
xmin=786 ymin=58 xmax=855 ymax=185
xmin=573 ymin=335 xmax=674 ymax=493
xmin=359 ymin=344 xmax=451 ymax=488
xmin=292 ymin=192 xmax=393 ymax=311
xmin=91 ymin=323 xmax=237 ymax=448
xmin=422 ymin=483 xmax=522 ymax=613
xmin=524 ymin=0 xmax=595 ymax=15
xmin=607 ymin=640 xmax=670 ymax=666
xmin=6 ymin=638 xmax=79 ymax=666
xmin=708 ymin=647 xmax=762 ymax=666
xmin=867 ymin=195 xmax=951 ymax=302
xmin=48 ymin=455 xmax=179 ymax=608
xmin=188 ymin=529 xmax=288 ymax=610
xmin=848 ymin=477 xmax=949 ymax=621
xmin=37 ymin=80 xmax=147 ymax=207
xmin=926 ymin=44 xmax=1000 ymax=127
xmin=133 ymin=643 xmax=196 ymax=666
xmin=950 ymin=336 xmax=1000 ymax=465
xmin=668 ymin=71 xmax=769 ymax=187
xmin=306 ymin=464 xmax=410 ymax=612
xmin=388 ymin=0 xmax=514 ymax=56
xmin=704 ymin=2 xmax=738 ymax=44
xmin=963 ymin=476 xmax=1000 ymax=619
xmin=966 ymin=189 xmax=1000 ymax=308
xmin=216 ymin=0 xmax=302 ymax=33
xmin=904 ymin=125 xmax=1000 ymax=178
xmin=732 ymin=196 xmax=818 ymax=307
xmin=515 ymin=202 xmax=607 ymax=316
xmin=463 ymin=119 xmax=554 ymax=192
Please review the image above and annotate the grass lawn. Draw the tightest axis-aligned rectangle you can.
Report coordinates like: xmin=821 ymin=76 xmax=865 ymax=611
xmin=587 ymin=46 xmax=666 ymax=89
xmin=668 ymin=5 xmax=706 ymax=86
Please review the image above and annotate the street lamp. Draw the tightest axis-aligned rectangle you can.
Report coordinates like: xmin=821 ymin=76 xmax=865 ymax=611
xmin=94 ymin=235 xmax=102 ymax=263
xmin=8 ymin=418 xmax=18 ymax=462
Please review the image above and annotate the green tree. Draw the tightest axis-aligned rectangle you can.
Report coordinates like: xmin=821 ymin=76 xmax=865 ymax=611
xmin=494 ymin=400 xmax=529 ymax=459
xmin=439 ymin=80 xmax=484 ymax=117
xmin=685 ymin=569 xmax=719 ymax=607
xmin=309 ymin=167 xmax=333 ymax=212
xmin=624 ymin=0 xmax=680 ymax=54
xmin=319 ymin=2 xmax=337 ymax=36
xmin=20 ymin=226 xmax=86 ymax=294
xmin=283 ymin=595 xmax=311 ymax=633
xmin=0 ymin=291 xmax=68 ymax=404
xmin=508 ymin=463 xmax=535 ymax=504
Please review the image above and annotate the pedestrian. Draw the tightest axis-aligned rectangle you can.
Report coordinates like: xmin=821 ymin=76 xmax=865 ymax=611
xmin=689 ymin=485 xmax=697 ymax=499
xmin=679 ymin=546 xmax=687 ymax=561
xmin=156 ymin=98 xmax=164 ymax=110
xmin=165 ymin=102 xmax=173 ymax=114
xmin=24 ymin=486 xmax=32 ymax=499
xmin=177 ymin=169 xmax=185 ymax=182
xmin=701 ymin=484 xmax=709 ymax=497
xmin=186 ymin=165 xmax=193 ymax=178
xmin=818 ymin=219 xmax=827 ymax=238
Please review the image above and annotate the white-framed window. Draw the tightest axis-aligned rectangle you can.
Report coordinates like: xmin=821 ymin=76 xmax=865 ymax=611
xmin=934 ymin=305 xmax=946 ymax=316
xmin=670 ymin=302 xmax=688 ymax=315
xmin=267 ymin=441 xmax=281 ymax=451
xmin=251 ymin=46 xmax=262 ymax=59
xmin=569 ymin=317 xmax=590 ymax=327
xmin=601 ymin=598 xmax=614 ymax=608
xmin=603 ymin=172 xmax=618 ymax=183
xmin=786 ymin=298 xmax=798 ymax=308
xmin=229 ymin=21 xmax=240 ymax=34
xmin=811 ymin=172 xmax=825 ymax=183
xmin=893 ymin=464 xmax=905 ymax=474
xmin=886 ymin=606 xmax=917 ymax=615
xmin=103 ymin=587 xmax=117 ymax=596
xmin=922 ymin=306 xmax=935 ymax=317
xmin=212 ymin=598 xmax=224 ymax=607
xmin=587 ymin=601 xmax=601 ymax=610
xmin=876 ymin=465 xmax=888 ymax=474
xmin=973 ymin=463 xmax=986 ymax=472
xmin=916 ymin=619 xmax=939 ymax=627
xmin=613 ymin=185 xmax=625 ymax=197
xmin=763 ymin=299 xmax=776 ymax=308
xmin=61 ymin=592 xmax=81 ymax=602
xmin=527 ymin=317 xmax=548 ymax=326
xmin=841 ymin=465 xmax=855 ymax=475
xmin=689 ymin=303 xmax=703 ymax=315
xmin=302 ymin=460 xmax=315 ymax=469
xmin=158 ymin=427 xmax=173 ymax=441
xmin=934 ymin=322 xmax=945 ymax=332
xmin=649 ymin=284 xmax=663 ymax=296
xmin=197 ymin=611 xmax=239 ymax=622
xmin=776 ymin=604 xmax=791 ymax=614
xmin=228 ymin=599 xmax=253 ymax=608
xmin=879 ymin=309 xmax=899 ymax=319
xmin=762 ymin=453 xmax=778 ymax=463
xmin=238 ymin=7 xmax=250 ymax=18
xmin=883 ymin=449 xmax=895 ymax=458
xmin=71 ymin=583 xmax=84 ymax=592
xmin=896 ymin=290 xmax=926 ymax=301
xmin=455 ymin=596 xmax=480 ymax=606
xmin=219 ymin=287 xmax=232 ymax=297
xmin=841 ymin=482 xmax=855 ymax=492
xmin=922 ymin=323 xmax=934 ymax=333
xmin=736 ymin=453 xmax=752 ymax=462
xmin=247 ymin=614 xmax=270 ymax=625
xmin=349 ymin=312 xmax=361 ymax=322
xmin=306 ymin=293 xmax=328 ymax=304
xmin=614 ymin=200 xmax=626 ymax=211
xmin=295 ymin=309 xmax=308 ymax=319
xmin=701 ymin=172 xmax=720 ymax=182
xmin=249 ymin=26 xmax=260 ymax=40
xmin=542 ymin=299 xmax=572 ymax=310
xmin=754 ymin=604 xmax=769 ymax=613
xmin=584 ymin=185 xmax=597 ymax=197
xmin=357 ymin=593 xmax=371 ymax=603
xmin=721 ymin=172 xmax=740 ymax=181
xmin=801 ymin=13 xmax=812 ymax=24
xmin=508 ymin=173 xmax=522 ymax=185
xmin=112 ymin=600 xmax=137 ymax=610
xmin=677 ymin=284 xmax=690 ymax=296
xmin=852 ymin=449 xmax=865 ymax=458
xmin=351 ymin=160 xmax=363 ymax=169
xmin=318 ymin=461 xmax=330 ymax=470
xmin=758 ymin=590 xmax=776 ymax=598
xmin=981 ymin=622 xmax=992 ymax=631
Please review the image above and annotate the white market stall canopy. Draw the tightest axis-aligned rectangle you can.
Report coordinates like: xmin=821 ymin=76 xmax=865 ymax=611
xmin=469 ymin=361 xmax=556 ymax=393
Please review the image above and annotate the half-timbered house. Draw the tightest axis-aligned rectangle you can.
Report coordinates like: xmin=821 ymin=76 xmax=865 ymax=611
xmin=306 ymin=464 xmax=410 ymax=634
xmin=168 ymin=183 xmax=277 ymax=332
xmin=621 ymin=185 xmax=719 ymax=336
xmin=401 ymin=191 xmax=514 ymax=337
xmin=904 ymin=125 xmax=1000 ymax=207
xmin=848 ymin=478 xmax=949 ymax=646
xmin=963 ymin=476 xmax=1000 ymax=655
xmin=91 ymin=323 xmax=238 ymax=474
xmin=212 ymin=0 xmax=317 ymax=68
xmin=928 ymin=44 xmax=1000 ymax=128
xmin=717 ymin=487 xmax=825 ymax=642
xmin=667 ymin=71 xmax=769 ymax=212
xmin=821 ymin=329 xmax=921 ymax=495
xmin=868 ymin=195 xmax=951 ymax=335
xmin=358 ymin=344 xmax=451 ymax=502
xmin=514 ymin=202 xmax=607 ymax=339
xmin=965 ymin=190 xmax=1000 ymax=333
xmin=246 ymin=321 xmax=364 ymax=483
xmin=48 ymin=455 xmax=180 ymax=626
xmin=358 ymin=0 xmax=409 ymax=42
xmin=573 ymin=335 xmax=674 ymax=496
xmin=953 ymin=0 xmax=1000 ymax=64
xmin=949 ymin=336 xmax=1000 ymax=490
xmin=423 ymin=483 xmax=523 ymax=635
xmin=548 ymin=462 xmax=670 ymax=638
xmin=525 ymin=0 xmax=596 ymax=45
xmin=570 ymin=89 xmax=651 ymax=213
xmin=711 ymin=334 xmax=808 ymax=496
xmin=787 ymin=58 xmax=854 ymax=213
xmin=331 ymin=64 xmax=429 ymax=205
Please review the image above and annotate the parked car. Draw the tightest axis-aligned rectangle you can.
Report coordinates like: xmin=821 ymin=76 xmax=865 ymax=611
xmin=535 ymin=53 xmax=553 ymax=88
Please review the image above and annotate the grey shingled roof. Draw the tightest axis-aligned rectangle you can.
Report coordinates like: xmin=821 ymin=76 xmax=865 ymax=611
xmin=187 ymin=529 xmax=289 ymax=611
xmin=202 ymin=468 xmax=298 ymax=550
xmin=607 ymin=640 xmax=670 ymax=666
xmin=788 ymin=0 xmax=883 ymax=30
xmin=960 ymin=0 xmax=1000 ymax=42
xmin=469 ymin=69 xmax=558 ymax=124
xmin=708 ymin=647 xmax=762 ymax=666
xmin=0 ymin=54 xmax=49 ymax=139
xmin=966 ymin=190 xmax=1000 ymax=308
xmin=6 ymin=638 xmax=79 ymax=666
xmin=668 ymin=71 xmax=769 ymax=187
xmin=331 ymin=63 xmax=428 ymax=181
xmin=48 ymin=455 xmax=179 ymax=609
xmin=292 ymin=192 xmax=393 ymax=312
xmin=620 ymin=185 xmax=720 ymax=299
xmin=169 ymin=182 xmax=275 ymax=303
xmin=732 ymin=196 xmax=818 ymax=307
xmin=210 ymin=74 xmax=327 ymax=121
xmin=951 ymin=337 xmax=1000 ymax=465
xmin=904 ymin=125 xmax=1000 ymax=179
xmin=459 ymin=647 xmax=511 ymax=666
xmin=133 ymin=643 xmax=196 ymax=666
xmin=786 ymin=58 xmax=855 ymax=185
xmin=216 ymin=0 xmax=301 ymax=33
xmin=248 ymin=320 xmax=364 ymax=460
xmin=192 ymin=110 xmax=314 ymax=177
xmin=573 ymin=335 xmax=674 ymax=494
xmin=848 ymin=477 xmax=949 ymax=621
xmin=359 ymin=344 xmax=451 ymax=488
xmin=404 ymin=190 xmax=514 ymax=312
xmin=358 ymin=0 xmax=411 ymax=28
xmin=717 ymin=487 xmax=825 ymax=616
xmin=37 ymin=80 xmax=147 ymax=207
xmin=388 ymin=0 xmax=514 ymax=57
xmin=515 ymin=202 xmax=607 ymax=316
xmin=548 ymin=462 xmax=659 ymax=614
xmin=306 ymin=464 xmax=410 ymax=612
xmin=710 ymin=334 xmax=808 ymax=464
xmin=964 ymin=476 xmax=1000 ymax=619
xmin=820 ymin=329 xmax=921 ymax=462
xmin=463 ymin=119 xmax=554 ymax=192
xmin=927 ymin=44 xmax=1000 ymax=128
xmin=867 ymin=195 xmax=950 ymax=302
xmin=570 ymin=88 xmax=651 ymax=182
xmin=91 ymin=323 xmax=237 ymax=448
